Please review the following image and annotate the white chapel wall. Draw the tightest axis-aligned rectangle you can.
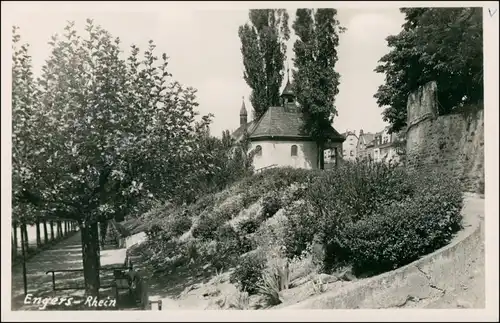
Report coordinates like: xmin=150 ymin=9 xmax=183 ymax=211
xmin=250 ymin=140 xmax=319 ymax=171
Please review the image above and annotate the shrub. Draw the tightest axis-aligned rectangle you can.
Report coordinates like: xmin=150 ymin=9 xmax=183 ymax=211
xmin=187 ymin=194 xmax=216 ymax=217
xmin=329 ymin=169 xmax=463 ymax=276
xmin=239 ymin=235 xmax=256 ymax=254
xmin=241 ymin=190 xmax=261 ymax=208
xmin=216 ymin=223 xmax=256 ymax=256
xmin=216 ymin=223 xmax=239 ymax=241
xmin=282 ymin=200 xmax=320 ymax=259
xmin=146 ymin=223 xmax=162 ymax=240
xmin=180 ymin=239 xmax=199 ymax=262
xmin=166 ymin=213 xmax=192 ymax=237
xmin=288 ymin=247 xmax=318 ymax=283
xmin=192 ymin=214 xmax=225 ymax=241
xmin=228 ymin=291 xmax=250 ymax=310
xmin=236 ymin=217 xmax=260 ymax=235
xmin=280 ymin=182 xmax=309 ymax=206
xmin=310 ymin=274 xmax=329 ymax=294
xmin=307 ymin=161 xmax=415 ymax=224
xmin=217 ymin=194 xmax=245 ymax=220
xmin=261 ymin=191 xmax=282 ymax=219
xmin=257 ymin=268 xmax=283 ymax=307
xmin=253 ymin=209 xmax=289 ymax=253
xmin=478 ymin=179 xmax=485 ymax=194
xmin=230 ymin=251 xmax=266 ymax=295
xmin=239 ymin=167 xmax=319 ymax=196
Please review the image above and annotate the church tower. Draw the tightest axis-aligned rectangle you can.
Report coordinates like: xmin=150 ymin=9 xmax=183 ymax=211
xmin=240 ymin=96 xmax=248 ymax=126
xmin=281 ymin=66 xmax=295 ymax=108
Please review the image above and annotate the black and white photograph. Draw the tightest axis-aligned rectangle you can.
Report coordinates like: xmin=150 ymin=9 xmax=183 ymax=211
xmin=1 ymin=1 xmax=498 ymax=321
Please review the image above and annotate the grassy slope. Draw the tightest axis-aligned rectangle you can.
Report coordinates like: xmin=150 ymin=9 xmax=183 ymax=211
xmin=120 ymin=166 xmax=469 ymax=309
xmin=121 ymin=168 xmax=321 ymax=307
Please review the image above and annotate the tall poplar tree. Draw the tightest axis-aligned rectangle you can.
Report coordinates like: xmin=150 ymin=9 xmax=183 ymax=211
xmin=292 ymin=9 xmax=344 ymax=167
xmin=238 ymin=9 xmax=290 ymax=119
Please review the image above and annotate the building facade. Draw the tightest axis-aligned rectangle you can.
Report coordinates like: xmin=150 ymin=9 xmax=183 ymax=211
xmin=340 ymin=130 xmax=359 ymax=161
xmin=355 ymin=127 xmax=401 ymax=163
xmin=356 ymin=129 xmax=375 ymax=161
xmin=373 ymin=127 xmax=400 ymax=163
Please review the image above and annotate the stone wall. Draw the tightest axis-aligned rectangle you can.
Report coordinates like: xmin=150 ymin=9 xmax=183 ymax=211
xmin=405 ymin=81 xmax=484 ymax=193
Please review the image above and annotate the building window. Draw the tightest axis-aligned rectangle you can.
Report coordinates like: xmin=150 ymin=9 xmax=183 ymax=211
xmin=255 ymin=145 xmax=262 ymax=157
xmin=350 ymin=151 xmax=354 ymax=157
xmin=291 ymin=145 xmax=298 ymax=156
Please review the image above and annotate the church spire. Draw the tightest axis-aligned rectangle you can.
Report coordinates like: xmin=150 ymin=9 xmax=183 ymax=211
xmin=281 ymin=62 xmax=294 ymax=100
xmin=240 ymin=96 xmax=247 ymax=115
xmin=240 ymin=96 xmax=248 ymax=126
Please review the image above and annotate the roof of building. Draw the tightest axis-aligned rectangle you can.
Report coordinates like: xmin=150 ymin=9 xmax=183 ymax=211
xmin=232 ymin=75 xmax=344 ymax=143
xmin=231 ymin=105 xmax=344 ymax=142
xmin=359 ymin=133 xmax=375 ymax=145
xmin=341 ymin=131 xmax=358 ymax=139
xmin=231 ymin=120 xmax=257 ymax=142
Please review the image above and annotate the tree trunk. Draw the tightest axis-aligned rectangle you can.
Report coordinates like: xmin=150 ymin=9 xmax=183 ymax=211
xmin=43 ymin=221 xmax=49 ymax=245
xmin=318 ymin=143 xmax=325 ymax=170
xmin=81 ymin=221 xmax=101 ymax=297
xmin=57 ymin=221 xmax=62 ymax=238
xmin=99 ymin=221 xmax=109 ymax=247
xmin=12 ymin=223 xmax=18 ymax=258
xmin=20 ymin=223 xmax=28 ymax=296
xmin=36 ymin=221 xmax=42 ymax=247
xmin=50 ymin=221 xmax=55 ymax=241
xmin=22 ymin=224 xmax=29 ymax=253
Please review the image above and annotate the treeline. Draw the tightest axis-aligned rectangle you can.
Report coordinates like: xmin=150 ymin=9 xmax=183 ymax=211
xmin=11 ymin=21 xmax=250 ymax=295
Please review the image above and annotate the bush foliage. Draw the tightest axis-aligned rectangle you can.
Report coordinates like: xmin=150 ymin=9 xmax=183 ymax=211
xmin=144 ymin=162 xmax=464 ymax=285
xmin=284 ymin=161 xmax=464 ymax=275
xmin=230 ymin=251 xmax=267 ymax=295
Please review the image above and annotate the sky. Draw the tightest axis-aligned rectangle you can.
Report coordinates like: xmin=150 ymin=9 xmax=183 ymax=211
xmin=6 ymin=2 xmax=406 ymax=138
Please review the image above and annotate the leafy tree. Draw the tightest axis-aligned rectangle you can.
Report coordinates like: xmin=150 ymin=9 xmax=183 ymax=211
xmin=11 ymin=26 xmax=44 ymax=254
xmin=374 ymin=7 xmax=483 ymax=133
xmin=193 ymin=130 xmax=253 ymax=193
xmin=238 ymin=9 xmax=290 ymax=119
xmin=12 ymin=20 xmax=213 ymax=296
xmin=292 ymin=9 xmax=344 ymax=168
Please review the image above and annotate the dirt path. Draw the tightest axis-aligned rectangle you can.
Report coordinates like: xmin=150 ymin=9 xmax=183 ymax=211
xmin=420 ymin=193 xmax=485 ymax=309
xmin=11 ymin=231 xmax=128 ymax=311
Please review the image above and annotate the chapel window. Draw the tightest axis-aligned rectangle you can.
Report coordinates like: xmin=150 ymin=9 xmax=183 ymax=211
xmin=255 ymin=145 xmax=262 ymax=157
